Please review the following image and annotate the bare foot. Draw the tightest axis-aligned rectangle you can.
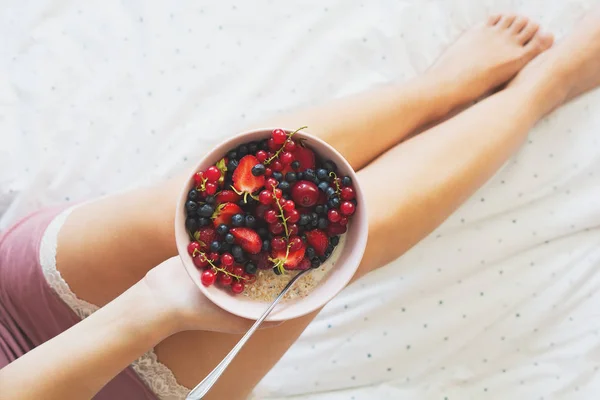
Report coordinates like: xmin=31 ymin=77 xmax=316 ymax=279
xmin=430 ymin=14 xmax=554 ymax=104
xmin=509 ymin=6 xmax=600 ymax=114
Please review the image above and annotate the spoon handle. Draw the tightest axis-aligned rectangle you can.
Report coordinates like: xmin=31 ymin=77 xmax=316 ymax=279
xmin=186 ymin=268 xmax=310 ymax=400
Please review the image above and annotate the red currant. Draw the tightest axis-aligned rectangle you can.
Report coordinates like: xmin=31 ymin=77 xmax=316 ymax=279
xmin=340 ymin=186 xmax=355 ymax=201
xmin=243 ymin=273 xmax=256 ymax=284
xmin=232 ymin=266 xmax=244 ymax=277
xmin=272 ymin=128 xmax=287 ymax=145
xmin=273 ymin=189 xmax=283 ymax=199
xmin=205 ymin=166 xmax=221 ymax=182
xmin=221 ymin=253 xmax=234 ymax=266
xmin=280 ymin=152 xmax=294 ymax=165
xmin=282 ymin=200 xmax=295 ymax=211
xmin=271 ymin=236 xmax=286 ymax=250
xmin=283 ymin=139 xmax=296 ymax=152
xmin=201 ymin=269 xmax=216 ymax=286
xmin=231 ymin=281 xmax=245 ymax=294
xmin=255 ymin=204 xmax=269 ymax=219
xmin=285 ymin=209 xmax=300 ymax=223
xmin=187 ymin=241 xmax=201 ymax=256
xmin=289 ymin=236 xmax=303 ymax=251
xmin=256 ymin=150 xmax=268 ymax=163
xmin=270 ymin=222 xmax=284 ymax=235
xmin=208 ymin=252 xmax=219 ymax=262
xmin=297 ymin=258 xmax=311 ymax=271
xmin=218 ymin=272 xmax=233 ymax=286
xmin=264 ymin=209 xmax=278 ymax=224
xmin=288 ymin=223 xmax=299 ymax=236
xmin=193 ymin=171 xmax=205 ymax=185
xmin=205 ymin=182 xmax=217 ymax=195
xmin=259 ymin=190 xmax=273 ymax=205
xmin=267 ymin=138 xmax=278 ymax=152
xmin=327 ymin=209 xmax=341 ymax=223
xmin=339 ymin=217 xmax=349 ymax=226
xmin=340 ymin=201 xmax=355 ymax=216
xmin=271 ymin=160 xmax=283 ymax=172
xmin=193 ymin=254 xmax=209 ymax=268
xmin=266 ymin=177 xmax=278 ymax=188
xmin=265 ymin=167 xmax=273 ymax=177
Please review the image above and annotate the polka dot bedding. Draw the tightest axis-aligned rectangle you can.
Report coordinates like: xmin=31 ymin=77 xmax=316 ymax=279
xmin=1 ymin=1 xmax=599 ymax=399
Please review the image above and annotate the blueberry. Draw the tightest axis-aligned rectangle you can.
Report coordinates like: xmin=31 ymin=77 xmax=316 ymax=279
xmin=311 ymin=219 xmax=319 ymax=227
xmin=205 ymin=195 xmax=215 ymax=205
xmin=185 ymin=217 xmax=198 ymax=232
xmin=311 ymin=258 xmax=322 ymax=268
xmin=252 ymin=164 xmax=266 ymax=176
xmin=198 ymin=204 xmax=214 ymax=218
xmin=311 ymin=212 xmax=319 ymax=223
xmin=248 ymin=142 xmax=258 ymax=153
xmin=227 ymin=150 xmax=238 ymax=161
xmin=238 ymin=145 xmax=249 ymax=157
xmin=341 ymin=176 xmax=352 ymax=186
xmin=306 ymin=246 xmax=316 ymax=259
xmin=273 ymin=267 xmax=282 ymax=275
xmin=225 ymin=233 xmax=235 ymax=244
xmin=319 ymin=254 xmax=329 ymax=262
xmin=278 ymin=181 xmax=290 ymax=192
xmin=291 ymin=160 xmax=301 ymax=171
xmin=316 ymin=168 xmax=329 ymax=181
xmin=297 ymin=172 xmax=304 ymax=180
xmin=272 ymin=171 xmax=283 ymax=181
xmin=318 ymin=182 xmax=329 ymax=192
xmin=210 ymin=241 xmax=221 ymax=252
xmin=198 ymin=217 xmax=210 ymax=227
xmin=304 ymin=169 xmax=316 ymax=182
xmin=216 ymin=224 xmax=229 ymax=236
xmin=245 ymin=214 xmax=256 ymax=228
xmin=232 ymin=214 xmax=245 ymax=227
xmin=262 ymin=239 xmax=271 ymax=252
xmin=318 ymin=218 xmax=329 ymax=229
xmin=227 ymin=159 xmax=239 ymax=171
xmin=285 ymin=172 xmax=297 ymax=183
xmin=232 ymin=245 xmax=244 ymax=260
xmin=326 ymin=244 xmax=334 ymax=254
xmin=299 ymin=214 xmax=310 ymax=226
xmin=324 ymin=160 xmax=337 ymax=172
xmin=220 ymin=242 xmax=231 ymax=253
xmin=328 ymin=197 xmax=340 ymax=209
xmin=325 ymin=187 xmax=336 ymax=198
xmin=330 ymin=236 xmax=340 ymax=246
xmin=259 ymin=139 xmax=269 ymax=150
xmin=315 ymin=205 xmax=325 ymax=214
xmin=257 ymin=227 xmax=269 ymax=239
xmin=245 ymin=262 xmax=258 ymax=274
xmin=188 ymin=189 xmax=199 ymax=201
xmin=186 ymin=200 xmax=198 ymax=213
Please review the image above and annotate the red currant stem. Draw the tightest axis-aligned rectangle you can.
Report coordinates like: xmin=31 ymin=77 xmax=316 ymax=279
xmin=264 ymin=126 xmax=308 ymax=165
xmin=272 ymin=188 xmax=290 ymax=238
xmin=192 ymin=248 xmax=201 ymax=257
xmin=329 ymin=171 xmax=341 ymax=194
xmin=230 ymin=186 xmax=259 ymax=203
xmin=199 ymin=252 xmax=248 ymax=281
xmin=196 ymin=176 xmax=208 ymax=192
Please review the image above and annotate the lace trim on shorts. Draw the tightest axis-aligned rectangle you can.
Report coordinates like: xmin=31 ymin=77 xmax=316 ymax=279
xmin=39 ymin=206 xmax=191 ymax=400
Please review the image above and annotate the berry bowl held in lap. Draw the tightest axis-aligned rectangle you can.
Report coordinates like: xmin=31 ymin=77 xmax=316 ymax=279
xmin=175 ymin=127 xmax=368 ymax=321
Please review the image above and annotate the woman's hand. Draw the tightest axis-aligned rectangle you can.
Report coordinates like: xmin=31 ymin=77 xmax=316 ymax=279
xmin=142 ymin=257 xmax=279 ymax=334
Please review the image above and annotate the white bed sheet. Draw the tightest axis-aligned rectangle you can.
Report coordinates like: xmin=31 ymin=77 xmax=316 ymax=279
xmin=1 ymin=1 xmax=600 ymax=399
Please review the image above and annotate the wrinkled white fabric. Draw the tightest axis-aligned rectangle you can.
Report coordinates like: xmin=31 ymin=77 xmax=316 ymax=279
xmin=39 ymin=207 xmax=190 ymax=400
xmin=1 ymin=1 xmax=600 ymax=399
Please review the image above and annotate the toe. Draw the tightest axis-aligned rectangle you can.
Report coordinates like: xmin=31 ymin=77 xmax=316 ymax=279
xmin=517 ymin=21 xmax=540 ymax=45
xmin=496 ymin=14 xmax=517 ymax=29
xmin=487 ymin=14 xmax=502 ymax=26
xmin=524 ymin=32 xmax=554 ymax=55
xmin=510 ymin=16 xmax=529 ymax=35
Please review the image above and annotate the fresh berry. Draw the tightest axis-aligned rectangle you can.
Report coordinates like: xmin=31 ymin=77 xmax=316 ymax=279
xmin=231 ymin=213 xmax=245 ymax=227
xmin=205 ymin=182 xmax=217 ymax=195
xmin=255 ymin=204 xmax=269 ymax=220
xmin=221 ymin=253 xmax=234 ymax=266
xmin=291 ymin=181 xmax=319 ymax=207
xmin=305 ymin=229 xmax=328 ymax=256
xmin=267 ymin=137 xmax=278 ymax=151
xmin=273 ymin=188 xmax=283 ymax=199
xmin=280 ymin=152 xmax=294 ymax=165
xmin=288 ymin=223 xmax=299 ymax=236
xmin=292 ymin=146 xmax=316 ymax=172
xmin=216 ymin=224 xmax=229 ymax=236
xmin=259 ymin=190 xmax=273 ymax=205
xmin=250 ymin=251 xmax=271 ymax=270
xmin=282 ymin=200 xmax=295 ymax=212
xmin=201 ymin=269 xmax=216 ymax=286
xmin=215 ymin=190 xmax=241 ymax=204
xmin=229 ymin=227 xmax=262 ymax=254
xmin=291 ymin=160 xmax=301 ymax=170
xmin=233 ymin=155 xmax=266 ymax=194
xmin=193 ymin=171 xmax=205 ymax=185
xmin=266 ymin=177 xmax=278 ymax=188
xmin=218 ymin=272 xmax=233 ymax=286
xmin=264 ymin=209 xmax=278 ymax=224
xmin=327 ymin=223 xmax=347 ymax=236
xmin=225 ymin=233 xmax=235 ymax=244
xmin=271 ymin=245 xmax=306 ymax=269
xmin=271 ymin=236 xmax=286 ymax=251
xmin=208 ymin=252 xmax=220 ymax=262
xmin=271 ymin=160 xmax=283 ymax=172
xmin=323 ymin=160 xmax=337 ymax=172
xmin=196 ymin=227 xmax=216 ymax=250
xmin=231 ymin=281 xmax=245 ymax=294
xmin=285 ymin=209 xmax=300 ymax=223
xmin=340 ymin=186 xmax=355 ymax=201
xmin=341 ymin=176 xmax=352 ymax=186
xmin=245 ymin=263 xmax=258 ymax=274
xmin=187 ymin=241 xmax=201 ymax=256
xmin=243 ymin=272 xmax=256 ymax=284
xmin=296 ymin=258 xmax=312 ymax=271
xmin=198 ymin=204 xmax=215 ymax=218
xmin=205 ymin=166 xmax=221 ymax=182
xmin=339 ymin=216 xmax=349 ymax=226
xmin=212 ymin=203 xmax=243 ymax=227
xmin=193 ymin=253 xmax=209 ymax=268
xmin=284 ymin=140 xmax=296 ymax=152
xmin=252 ymin=164 xmax=266 ymax=176
xmin=269 ymin=222 xmax=284 ymax=235
xmin=328 ymin=209 xmax=341 ymax=223
xmin=232 ymin=266 xmax=245 ymax=277
xmin=256 ymin=150 xmax=268 ymax=162
xmin=245 ymin=214 xmax=256 ymax=228
xmin=272 ymin=128 xmax=287 ymax=145
xmin=289 ymin=236 xmax=303 ymax=251
xmin=186 ymin=217 xmax=199 ymax=232
xmin=340 ymin=201 xmax=355 ymax=216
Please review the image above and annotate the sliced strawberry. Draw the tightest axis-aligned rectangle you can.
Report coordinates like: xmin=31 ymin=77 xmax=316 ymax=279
xmin=215 ymin=190 xmax=241 ymax=204
xmin=212 ymin=203 xmax=243 ymax=227
xmin=249 ymin=251 xmax=271 ymax=270
xmin=305 ymin=229 xmax=328 ymax=256
xmin=292 ymin=145 xmax=315 ymax=172
xmin=271 ymin=246 xmax=306 ymax=269
xmin=233 ymin=155 xmax=265 ymax=194
xmin=327 ymin=223 xmax=347 ymax=236
xmin=229 ymin=227 xmax=262 ymax=254
xmin=194 ymin=227 xmax=216 ymax=251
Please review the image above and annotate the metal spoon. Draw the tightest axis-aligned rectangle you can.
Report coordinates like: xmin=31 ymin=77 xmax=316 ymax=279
xmin=186 ymin=268 xmax=312 ymax=399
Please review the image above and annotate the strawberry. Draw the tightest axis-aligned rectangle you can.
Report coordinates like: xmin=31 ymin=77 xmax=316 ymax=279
xmin=194 ymin=227 xmax=216 ymax=250
xmin=233 ymin=155 xmax=265 ymax=196
xmin=327 ymin=223 xmax=347 ymax=237
xmin=305 ymin=229 xmax=328 ymax=256
xmin=229 ymin=227 xmax=262 ymax=254
xmin=292 ymin=145 xmax=315 ymax=172
xmin=212 ymin=203 xmax=243 ymax=227
xmin=215 ymin=190 xmax=241 ymax=204
xmin=271 ymin=245 xmax=306 ymax=270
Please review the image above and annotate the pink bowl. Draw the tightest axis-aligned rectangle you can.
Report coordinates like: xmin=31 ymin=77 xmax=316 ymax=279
xmin=175 ymin=128 xmax=368 ymax=321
